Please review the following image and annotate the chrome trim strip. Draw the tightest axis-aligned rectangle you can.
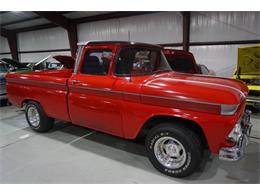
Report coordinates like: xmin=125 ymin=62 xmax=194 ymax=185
xmin=7 ymin=78 xmax=66 ymax=87
xmin=69 ymin=85 xmax=221 ymax=107
xmin=156 ymin=77 xmax=246 ymax=98
xmin=246 ymin=99 xmax=260 ymax=103
xmin=141 ymin=93 xmax=220 ymax=106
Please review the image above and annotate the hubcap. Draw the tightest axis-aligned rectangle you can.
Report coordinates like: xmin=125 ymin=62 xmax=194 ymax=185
xmin=154 ymin=136 xmax=187 ymax=169
xmin=27 ymin=106 xmax=40 ymax=127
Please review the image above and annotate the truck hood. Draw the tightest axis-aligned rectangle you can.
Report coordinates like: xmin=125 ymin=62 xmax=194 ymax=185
xmin=1 ymin=58 xmax=29 ymax=69
xmin=53 ymin=55 xmax=75 ymax=69
xmin=141 ymin=72 xmax=248 ymax=106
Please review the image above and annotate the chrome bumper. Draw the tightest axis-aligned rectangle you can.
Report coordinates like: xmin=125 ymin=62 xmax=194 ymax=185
xmin=0 ymin=93 xmax=7 ymax=100
xmin=219 ymin=110 xmax=252 ymax=161
xmin=246 ymin=98 xmax=260 ymax=109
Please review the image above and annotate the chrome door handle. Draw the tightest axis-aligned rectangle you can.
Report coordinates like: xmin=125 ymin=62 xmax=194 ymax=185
xmin=71 ymin=80 xmax=81 ymax=84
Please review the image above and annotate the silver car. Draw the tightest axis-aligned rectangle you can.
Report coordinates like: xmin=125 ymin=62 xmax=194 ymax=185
xmin=0 ymin=63 xmax=9 ymax=100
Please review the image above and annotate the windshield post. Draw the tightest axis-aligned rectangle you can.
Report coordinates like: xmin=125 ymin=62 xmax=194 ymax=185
xmin=74 ymin=45 xmax=84 ymax=74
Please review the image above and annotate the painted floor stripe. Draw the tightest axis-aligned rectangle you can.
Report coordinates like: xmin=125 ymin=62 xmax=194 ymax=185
xmin=68 ymin=131 xmax=96 ymax=145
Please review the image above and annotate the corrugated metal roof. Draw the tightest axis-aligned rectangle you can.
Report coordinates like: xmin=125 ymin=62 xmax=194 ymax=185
xmin=0 ymin=11 xmax=38 ymax=25
xmin=4 ymin=18 xmax=51 ymax=30
xmin=0 ymin=11 xmax=121 ymax=31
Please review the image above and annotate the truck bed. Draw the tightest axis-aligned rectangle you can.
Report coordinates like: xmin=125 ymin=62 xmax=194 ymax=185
xmin=6 ymin=69 xmax=73 ymax=122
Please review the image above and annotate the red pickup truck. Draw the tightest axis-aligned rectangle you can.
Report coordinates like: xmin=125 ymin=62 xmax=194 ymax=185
xmin=6 ymin=41 xmax=252 ymax=178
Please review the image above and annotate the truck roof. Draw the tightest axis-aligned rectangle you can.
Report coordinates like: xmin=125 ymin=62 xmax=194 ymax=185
xmin=77 ymin=41 xmax=162 ymax=48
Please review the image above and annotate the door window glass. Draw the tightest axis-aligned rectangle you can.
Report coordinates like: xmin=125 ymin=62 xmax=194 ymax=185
xmin=81 ymin=49 xmax=112 ymax=75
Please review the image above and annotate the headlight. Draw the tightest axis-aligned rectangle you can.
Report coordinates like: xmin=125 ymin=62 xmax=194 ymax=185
xmin=228 ymin=123 xmax=242 ymax=142
xmin=0 ymin=78 xmax=6 ymax=84
xmin=221 ymin=104 xmax=239 ymax=115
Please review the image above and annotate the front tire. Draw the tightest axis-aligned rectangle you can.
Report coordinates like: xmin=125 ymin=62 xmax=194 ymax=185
xmin=25 ymin=101 xmax=54 ymax=132
xmin=145 ymin=123 xmax=202 ymax=178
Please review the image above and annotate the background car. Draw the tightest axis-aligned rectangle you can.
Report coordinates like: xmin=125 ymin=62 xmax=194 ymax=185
xmin=0 ymin=58 xmax=32 ymax=73
xmin=0 ymin=62 xmax=9 ymax=104
xmin=31 ymin=55 xmax=75 ymax=71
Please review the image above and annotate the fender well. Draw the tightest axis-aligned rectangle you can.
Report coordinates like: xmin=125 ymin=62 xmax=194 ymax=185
xmin=137 ymin=115 xmax=208 ymax=147
xmin=21 ymin=99 xmax=41 ymax=108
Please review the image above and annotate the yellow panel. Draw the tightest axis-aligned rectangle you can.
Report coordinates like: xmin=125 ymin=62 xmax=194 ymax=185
xmin=237 ymin=44 xmax=260 ymax=75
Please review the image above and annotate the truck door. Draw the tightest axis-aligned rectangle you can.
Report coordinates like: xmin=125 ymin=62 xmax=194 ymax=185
xmin=68 ymin=45 xmax=123 ymax=136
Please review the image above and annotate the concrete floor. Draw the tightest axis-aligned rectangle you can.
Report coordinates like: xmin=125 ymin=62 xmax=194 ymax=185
xmin=0 ymin=105 xmax=259 ymax=184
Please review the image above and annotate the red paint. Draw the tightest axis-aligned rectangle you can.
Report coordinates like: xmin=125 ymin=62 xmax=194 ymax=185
xmin=6 ymin=42 xmax=249 ymax=154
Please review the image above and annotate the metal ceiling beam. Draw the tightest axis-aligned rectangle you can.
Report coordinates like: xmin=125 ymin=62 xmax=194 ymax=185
xmin=189 ymin=40 xmax=260 ymax=46
xmin=13 ymin=23 xmax=58 ymax=33
xmin=33 ymin=11 xmax=78 ymax=58
xmin=34 ymin=11 xmax=73 ymax=29
xmin=0 ymin=27 xmax=19 ymax=60
xmin=1 ymin=11 xmax=73 ymax=27
xmin=0 ymin=11 xmax=9 ymax=15
xmin=0 ymin=27 xmax=9 ymax=37
xmin=13 ymin=11 xmax=161 ymax=33
xmin=182 ymin=11 xmax=191 ymax=52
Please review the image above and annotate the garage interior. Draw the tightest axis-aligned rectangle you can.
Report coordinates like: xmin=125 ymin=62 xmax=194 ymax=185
xmin=0 ymin=11 xmax=260 ymax=183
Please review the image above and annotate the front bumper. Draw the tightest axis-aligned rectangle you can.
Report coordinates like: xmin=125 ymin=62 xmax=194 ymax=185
xmin=0 ymin=83 xmax=7 ymax=100
xmin=219 ymin=110 xmax=252 ymax=161
xmin=246 ymin=97 xmax=260 ymax=109
xmin=0 ymin=93 xmax=7 ymax=100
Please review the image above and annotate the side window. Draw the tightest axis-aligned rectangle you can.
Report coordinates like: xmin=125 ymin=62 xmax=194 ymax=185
xmin=81 ymin=49 xmax=112 ymax=75
xmin=115 ymin=48 xmax=159 ymax=76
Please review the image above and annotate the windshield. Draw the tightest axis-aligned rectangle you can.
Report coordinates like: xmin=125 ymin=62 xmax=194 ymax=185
xmin=0 ymin=64 xmax=8 ymax=73
xmin=115 ymin=47 xmax=172 ymax=76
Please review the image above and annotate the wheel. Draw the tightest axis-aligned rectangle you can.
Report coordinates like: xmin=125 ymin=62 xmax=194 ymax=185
xmin=145 ymin=123 xmax=202 ymax=178
xmin=25 ymin=101 xmax=54 ymax=132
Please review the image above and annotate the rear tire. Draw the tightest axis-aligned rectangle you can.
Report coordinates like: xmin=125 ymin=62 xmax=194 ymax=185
xmin=145 ymin=122 xmax=202 ymax=178
xmin=25 ymin=101 xmax=54 ymax=132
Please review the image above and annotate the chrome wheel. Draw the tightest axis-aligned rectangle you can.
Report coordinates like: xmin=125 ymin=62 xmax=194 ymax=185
xmin=154 ymin=136 xmax=187 ymax=169
xmin=27 ymin=106 xmax=40 ymax=127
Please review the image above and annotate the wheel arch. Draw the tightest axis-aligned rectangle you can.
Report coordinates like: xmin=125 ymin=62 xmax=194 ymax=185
xmin=137 ymin=115 xmax=208 ymax=147
xmin=21 ymin=98 xmax=41 ymax=108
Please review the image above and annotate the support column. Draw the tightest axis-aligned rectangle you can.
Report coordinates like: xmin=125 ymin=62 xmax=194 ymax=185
xmin=7 ymin=32 xmax=19 ymax=60
xmin=1 ymin=28 xmax=19 ymax=60
xmin=182 ymin=12 xmax=191 ymax=52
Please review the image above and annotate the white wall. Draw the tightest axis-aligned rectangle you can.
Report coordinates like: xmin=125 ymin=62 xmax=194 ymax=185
xmin=20 ymin=51 xmax=71 ymax=62
xmin=190 ymin=12 xmax=260 ymax=42
xmin=190 ymin=11 xmax=259 ymax=78
xmin=0 ymin=54 xmax=12 ymax=59
xmin=78 ymin=12 xmax=183 ymax=44
xmin=17 ymin=27 xmax=71 ymax=62
xmin=18 ymin=27 xmax=70 ymax=51
xmin=0 ymin=36 xmax=10 ymax=53
xmin=190 ymin=44 xmax=252 ymax=78
xmin=0 ymin=36 xmax=11 ymax=59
